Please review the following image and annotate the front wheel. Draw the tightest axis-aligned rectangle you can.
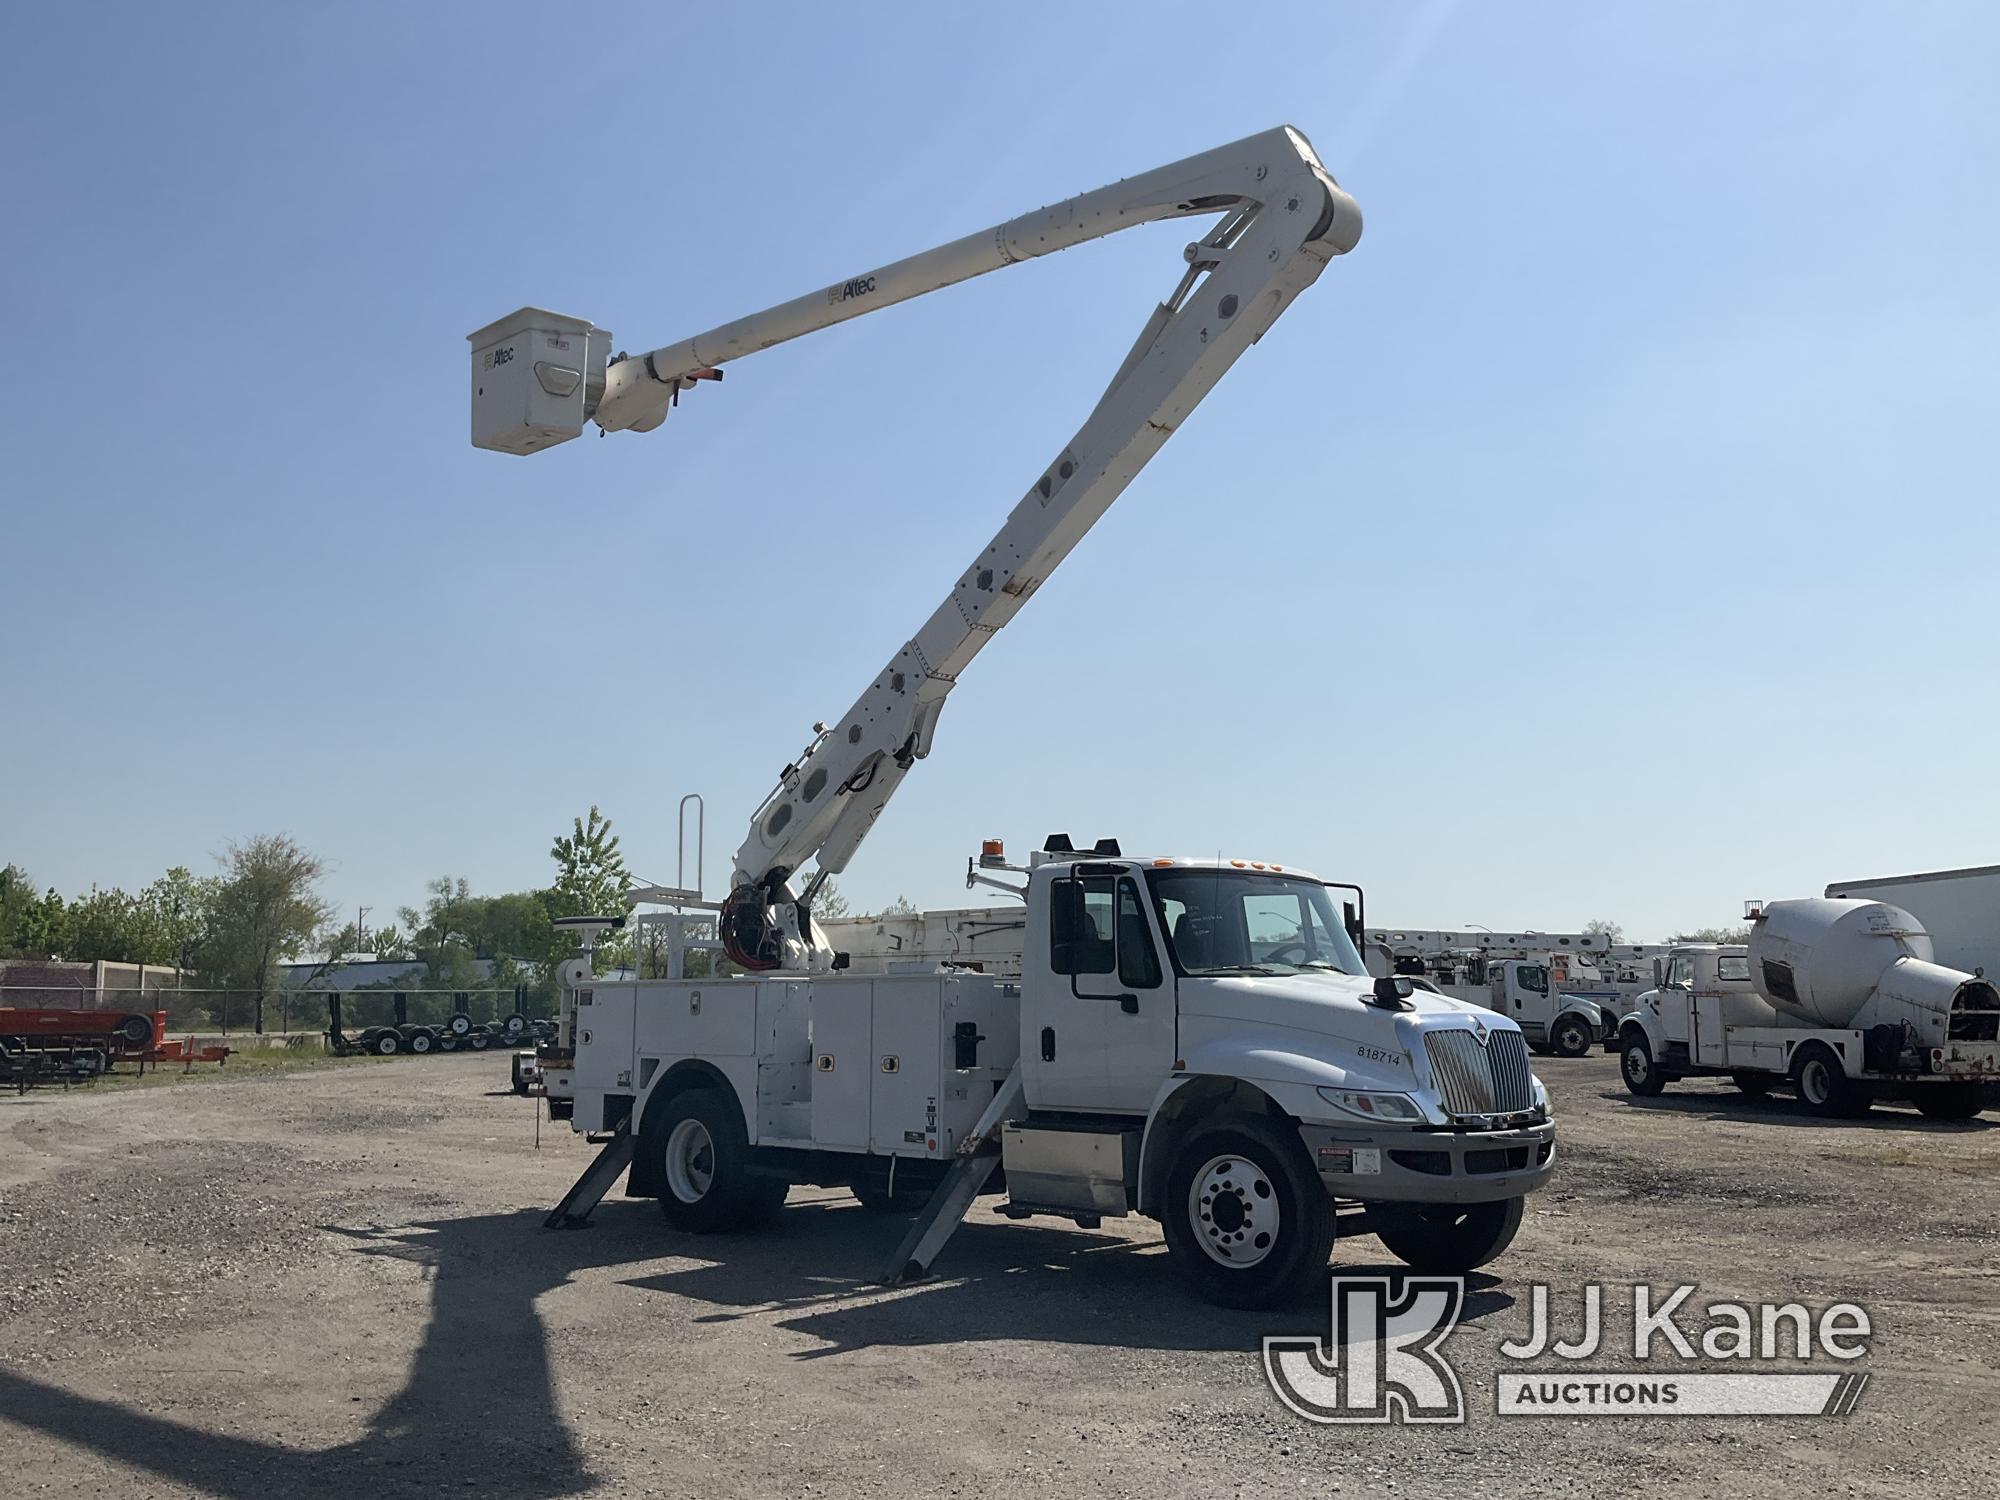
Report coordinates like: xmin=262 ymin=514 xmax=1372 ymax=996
xmin=1620 ymin=1034 xmax=1666 ymax=1096
xmin=1370 ymin=1196 xmax=1525 ymax=1273
xmin=1161 ymin=1115 xmax=1334 ymax=1310
xmin=1915 ymin=1082 xmax=1985 ymax=1121
xmin=1551 ymin=1016 xmax=1593 ymax=1058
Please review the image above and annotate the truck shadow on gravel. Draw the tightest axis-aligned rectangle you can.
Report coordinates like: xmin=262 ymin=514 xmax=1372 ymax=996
xmin=1599 ymin=1087 xmax=1999 ymax=1131
xmin=0 ymin=1207 xmax=664 ymax=1499
xmin=618 ymin=1196 xmax=1514 ymax=1359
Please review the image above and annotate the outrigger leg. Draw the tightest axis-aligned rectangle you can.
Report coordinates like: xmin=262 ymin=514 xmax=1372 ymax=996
xmin=545 ymin=1119 xmax=635 ymax=1229
xmin=881 ymin=1070 xmax=1024 ymax=1285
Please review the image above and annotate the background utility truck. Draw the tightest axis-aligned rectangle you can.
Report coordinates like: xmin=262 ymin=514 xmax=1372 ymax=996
xmin=1480 ymin=960 xmax=1611 ymax=1057
xmin=468 ymin=127 xmax=1558 ymax=1307
xmin=1617 ymin=898 xmax=2000 ymax=1118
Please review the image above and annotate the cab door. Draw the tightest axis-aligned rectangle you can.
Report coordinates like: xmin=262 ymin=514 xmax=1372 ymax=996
xmin=1513 ymin=963 xmax=1552 ymax=1041
xmin=1024 ymin=866 xmax=1175 ymax=1115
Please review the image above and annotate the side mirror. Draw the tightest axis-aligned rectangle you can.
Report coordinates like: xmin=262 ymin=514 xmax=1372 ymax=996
xmin=1369 ymin=975 xmax=1415 ymax=1011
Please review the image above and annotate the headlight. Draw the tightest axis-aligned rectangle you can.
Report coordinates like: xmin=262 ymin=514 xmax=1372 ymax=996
xmin=1531 ymin=1075 xmax=1551 ymax=1120
xmin=1316 ymin=1087 xmax=1424 ymax=1124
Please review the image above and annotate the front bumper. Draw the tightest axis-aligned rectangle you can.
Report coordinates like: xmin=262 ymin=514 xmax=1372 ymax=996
xmin=1299 ymin=1119 xmax=1556 ymax=1204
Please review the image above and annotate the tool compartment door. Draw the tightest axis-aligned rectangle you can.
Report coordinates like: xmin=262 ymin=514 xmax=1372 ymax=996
xmin=572 ymin=984 xmax=637 ymax=1094
xmin=870 ymin=978 xmax=946 ymax=1159
xmin=808 ymin=979 xmax=873 ymax=1152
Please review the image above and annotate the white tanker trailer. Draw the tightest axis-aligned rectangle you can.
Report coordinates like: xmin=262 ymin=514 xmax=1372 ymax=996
xmin=1616 ymin=898 xmax=2000 ymax=1119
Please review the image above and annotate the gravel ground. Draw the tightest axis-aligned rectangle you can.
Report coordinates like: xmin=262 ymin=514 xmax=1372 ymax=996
xmin=1 ymin=1052 xmax=1995 ymax=1498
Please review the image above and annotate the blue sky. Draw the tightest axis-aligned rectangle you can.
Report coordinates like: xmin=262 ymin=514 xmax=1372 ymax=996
xmin=3 ymin=2 xmax=1995 ymax=942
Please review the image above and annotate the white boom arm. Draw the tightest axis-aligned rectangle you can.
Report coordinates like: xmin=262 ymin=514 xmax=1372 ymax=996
xmin=468 ymin=126 xmax=1360 ymax=969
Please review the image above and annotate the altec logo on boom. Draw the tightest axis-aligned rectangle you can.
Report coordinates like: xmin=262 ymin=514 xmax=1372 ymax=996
xmin=1264 ymin=1279 xmax=1873 ymax=1423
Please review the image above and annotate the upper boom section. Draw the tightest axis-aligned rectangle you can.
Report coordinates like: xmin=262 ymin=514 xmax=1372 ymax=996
xmin=466 ymin=128 xmax=1360 ymax=970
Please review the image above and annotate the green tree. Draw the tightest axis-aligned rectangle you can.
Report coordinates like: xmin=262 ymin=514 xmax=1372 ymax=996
xmin=203 ymin=835 xmax=335 ymax=1033
xmin=1667 ymin=925 xmax=1752 ymax=945
xmin=63 ymin=885 xmax=170 ymax=964
xmin=1 ymin=864 xmax=43 ymax=955
xmin=548 ymin=807 xmax=630 ymax=971
xmin=140 ymin=866 xmax=215 ymax=978
xmin=8 ymin=886 xmax=73 ymax=959
xmin=875 ymin=894 xmax=918 ymax=918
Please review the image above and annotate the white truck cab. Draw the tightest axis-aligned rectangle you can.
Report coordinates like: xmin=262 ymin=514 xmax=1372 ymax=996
xmin=1482 ymin=958 xmax=1612 ymax=1057
xmin=558 ymin=846 xmax=1555 ymax=1308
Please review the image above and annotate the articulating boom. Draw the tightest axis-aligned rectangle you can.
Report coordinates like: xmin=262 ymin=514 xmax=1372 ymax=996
xmin=468 ymin=126 xmax=1360 ymax=971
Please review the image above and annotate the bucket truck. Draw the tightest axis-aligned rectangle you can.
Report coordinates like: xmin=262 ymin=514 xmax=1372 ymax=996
xmin=467 ymin=127 xmax=1557 ymax=1308
xmin=1617 ymin=899 xmax=2000 ymax=1118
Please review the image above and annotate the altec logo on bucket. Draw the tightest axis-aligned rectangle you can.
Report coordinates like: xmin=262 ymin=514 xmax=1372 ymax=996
xmin=1264 ymin=1279 xmax=1872 ymax=1424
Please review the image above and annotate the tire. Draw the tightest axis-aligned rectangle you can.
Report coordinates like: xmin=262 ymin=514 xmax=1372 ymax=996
xmin=447 ymin=1013 xmax=472 ymax=1037
xmin=116 ymin=1014 xmax=155 ymax=1049
xmin=1915 ymin=1082 xmax=1985 ymax=1121
xmin=650 ymin=1087 xmax=784 ymax=1233
xmin=468 ymin=1031 xmax=490 ymax=1051
xmin=437 ymin=1032 xmax=458 ymax=1052
xmin=405 ymin=1028 xmax=436 ymax=1056
xmin=1794 ymin=1043 xmax=1870 ymax=1119
xmin=374 ymin=1031 xmax=401 ymax=1056
xmin=502 ymin=1013 xmax=527 ymax=1039
xmin=1160 ymin=1114 xmax=1334 ymax=1310
xmin=1620 ymin=1034 xmax=1666 ymax=1096
xmin=1732 ymin=1071 xmax=1775 ymax=1097
xmin=1371 ymin=1196 xmax=1525 ymax=1273
xmin=1551 ymin=1016 xmax=1592 ymax=1058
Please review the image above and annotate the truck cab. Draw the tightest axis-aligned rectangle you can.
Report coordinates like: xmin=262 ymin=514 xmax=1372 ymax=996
xmin=1621 ymin=945 xmax=1762 ymax=1080
xmin=1479 ymin=959 xmax=1613 ymax=1057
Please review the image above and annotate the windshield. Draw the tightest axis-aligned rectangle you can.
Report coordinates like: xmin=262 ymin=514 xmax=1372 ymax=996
xmin=1146 ymin=869 xmax=1366 ymax=976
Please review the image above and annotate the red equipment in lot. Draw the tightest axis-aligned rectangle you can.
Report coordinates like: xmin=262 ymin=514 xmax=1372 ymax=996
xmin=0 ymin=1007 xmax=164 ymax=1052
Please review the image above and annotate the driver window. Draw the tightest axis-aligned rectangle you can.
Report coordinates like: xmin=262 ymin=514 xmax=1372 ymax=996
xmin=1519 ymin=964 xmax=1549 ymax=996
xmin=1116 ymin=879 xmax=1161 ymax=988
xmin=1666 ymin=955 xmax=1693 ymax=988
xmin=1050 ymin=877 xmax=1115 ymax=975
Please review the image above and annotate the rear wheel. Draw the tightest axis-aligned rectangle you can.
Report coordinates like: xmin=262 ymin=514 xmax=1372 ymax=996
xmin=468 ymin=1031 xmax=490 ymax=1051
xmin=1551 ymin=1016 xmax=1593 ymax=1058
xmin=1161 ymin=1115 xmax=1333 ymax=1310
xmin=1620 ymin=1034 xmax=1666 ymax=1096
xmin=1915 ymin=1082 xmax=1985 ymax=1120
xmin=405 ymin=1028 xmax=435 ymax=1056
xmin=1794 ymin=1043 xmax=1870 ymax=1118
xmin=1371 ymin=1196 xmax=1524 ymax=1273
xmin=374 ymin=1030 xmax=401 ymax=1056
xmin=651 ymin=1088 xmax=785 ymax=1233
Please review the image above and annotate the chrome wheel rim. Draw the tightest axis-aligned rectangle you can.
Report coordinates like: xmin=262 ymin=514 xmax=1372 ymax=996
xmin=665 ymin=1119 xmax=716 ymax=1204
xmin=1187 ymin=1154 xmax=1280 ymax=1268
xmin=1623 ymin=1046 xmax=1649 ymax=1084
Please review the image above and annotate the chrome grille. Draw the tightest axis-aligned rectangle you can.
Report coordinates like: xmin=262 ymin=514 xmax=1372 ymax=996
xmin=1425 ymin=1028 xmax=1534 ymax=1117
